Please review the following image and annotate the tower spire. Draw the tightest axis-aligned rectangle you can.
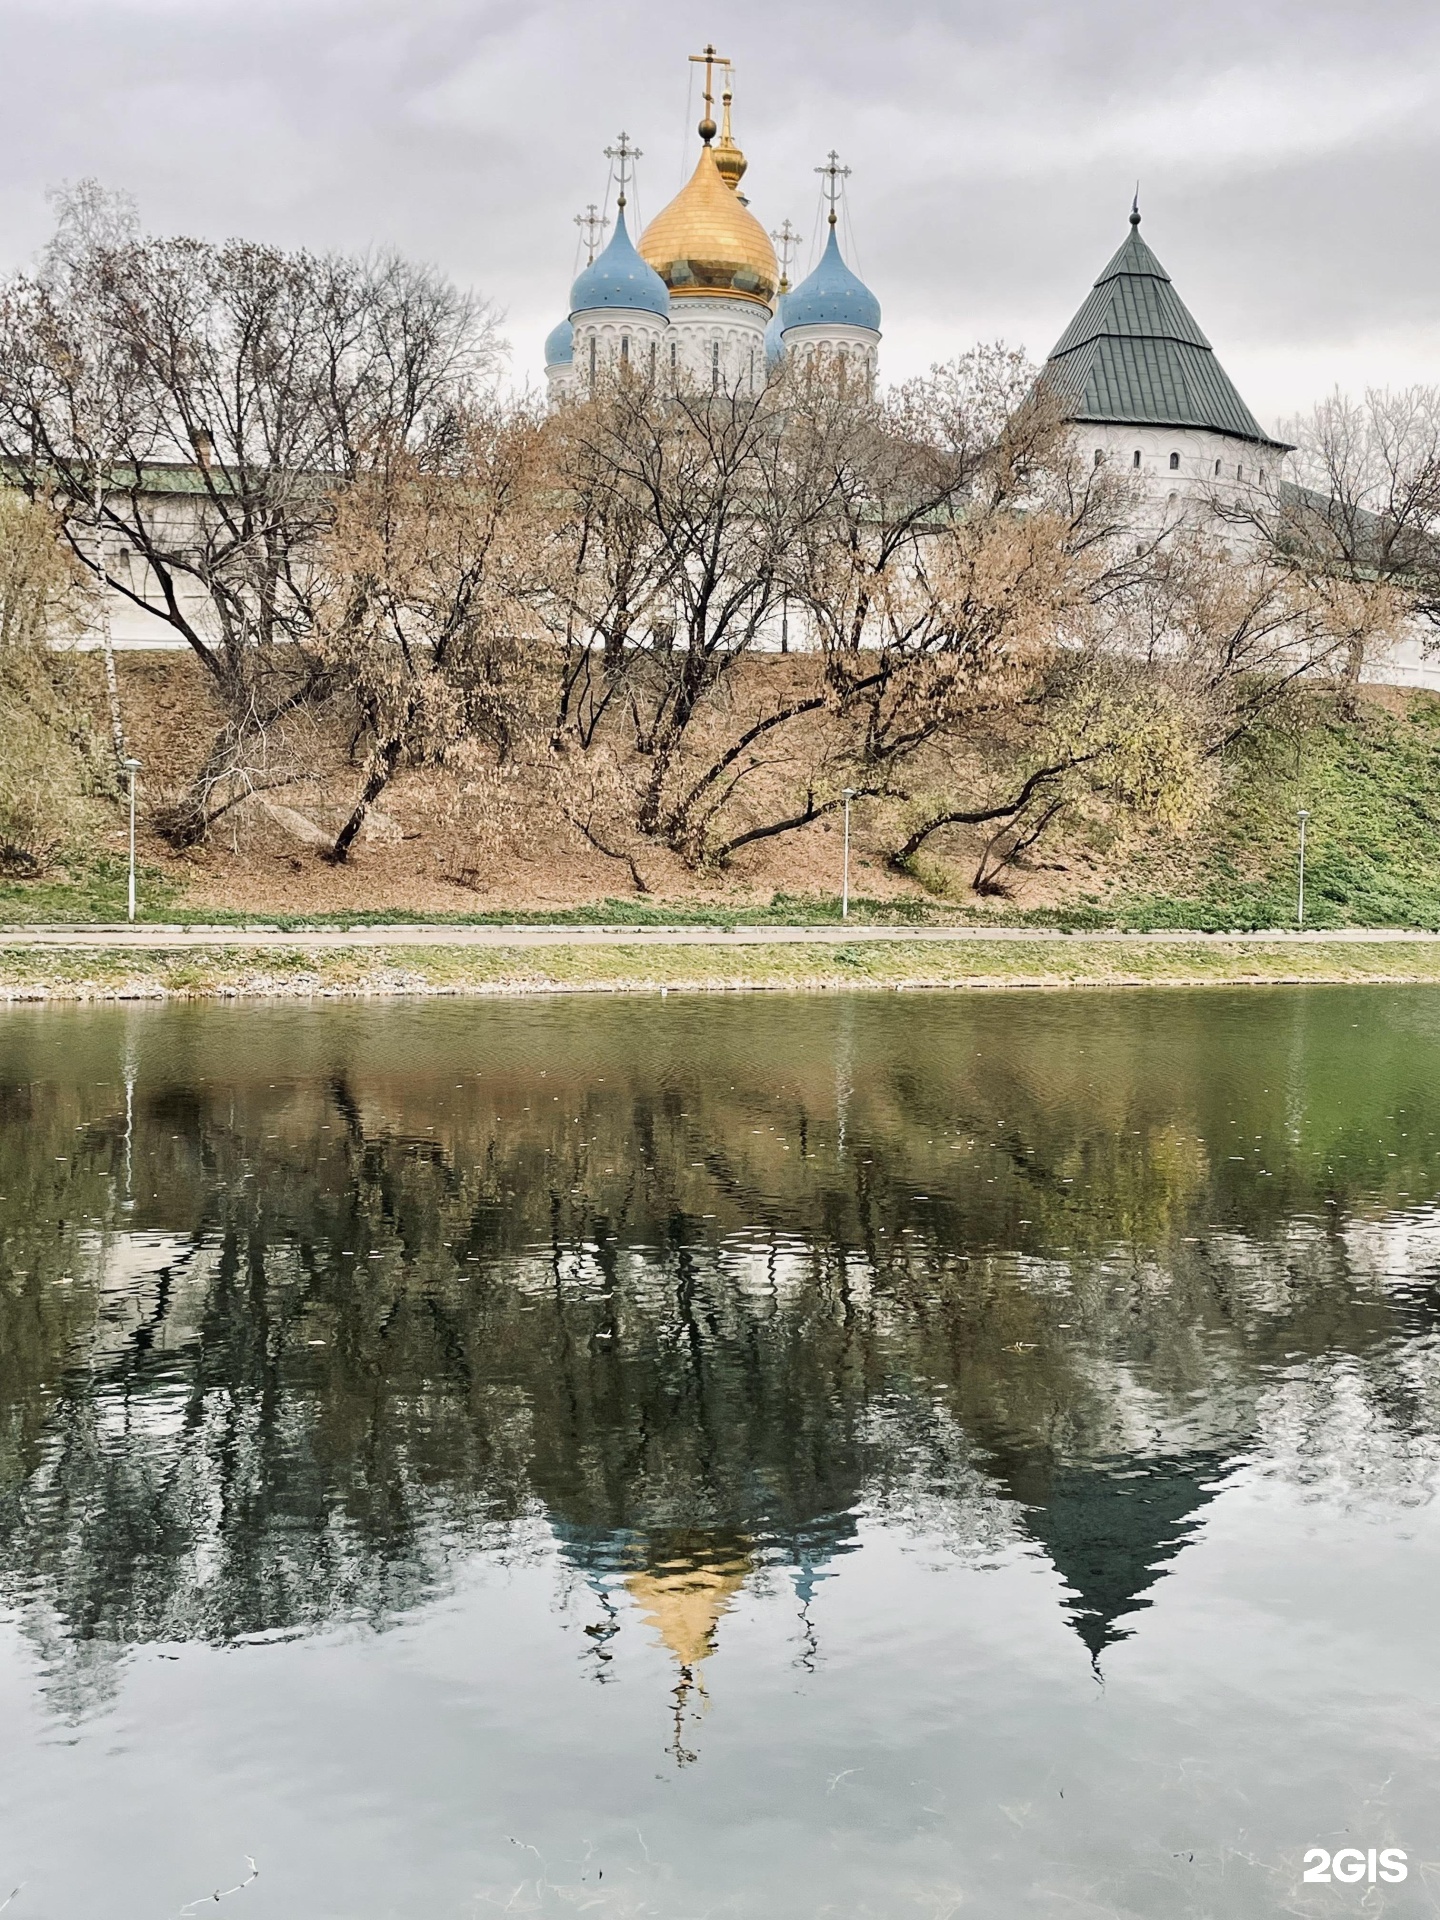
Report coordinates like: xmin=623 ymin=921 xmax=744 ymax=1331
xmin=816 ymin=149 xmax=852 ymax=228
xmin=1131 ymin=184 xmax=1141 ymax=227
xmin=714 ymin=62 xmax=748 ymax=193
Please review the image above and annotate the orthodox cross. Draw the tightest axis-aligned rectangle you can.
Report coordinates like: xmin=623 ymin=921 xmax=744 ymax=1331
xmin=689 ymin=44 xmax=729 ymax=142
xmin=574 ymin=203 xmax=609 ymax=265
xmin=603 ymin=131 xmax=641 ymax=210
xmin=816 ymin=149 xmax=851 ymax=227
xmin=770 ymin=218 xmax=801 ymax=292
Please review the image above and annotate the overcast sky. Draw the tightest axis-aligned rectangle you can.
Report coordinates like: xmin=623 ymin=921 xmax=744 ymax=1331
xmin=1 ymin=0 xmax=1436 ymax=429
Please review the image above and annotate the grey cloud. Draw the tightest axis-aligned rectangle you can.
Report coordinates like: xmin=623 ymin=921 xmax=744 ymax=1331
xmin=0 ymin=0 xmax=1435 ymax=422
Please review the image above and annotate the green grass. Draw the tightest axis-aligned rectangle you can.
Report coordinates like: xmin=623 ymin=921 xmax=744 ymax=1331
xmin=0 ymin=874 xmax=953 ymax=931
xmin=6 ymin=936 xmax=1440 ymax=1001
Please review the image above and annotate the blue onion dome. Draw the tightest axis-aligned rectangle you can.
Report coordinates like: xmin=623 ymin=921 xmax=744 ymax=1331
xmin=568 ymin=204 xmax=669 ymax=318
xmin=544 ymin=316 xmax=573 ymax=367
xmin=781 ymin=223 xmax=881 ymax=334
xmin=764 ymin=292 xmax=789 ymax=367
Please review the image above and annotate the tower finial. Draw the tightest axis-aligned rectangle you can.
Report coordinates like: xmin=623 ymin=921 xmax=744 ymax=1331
xmin=816 ymin=149 xmax=851 ymax=228
xmin=1130 ymin=184 xmax=1141 ymax=227
xmin=604 ymin=131 xmax=641 ymax=212
xmin=714 ymin=60 xmax=748 ymax=191
xmin=574 ymin=202 xmax=610 ymax=265
xmin=770 ymin=218 xmax=800 ymax=293
xmin=688 ymin=44 xmax=726 ymax=144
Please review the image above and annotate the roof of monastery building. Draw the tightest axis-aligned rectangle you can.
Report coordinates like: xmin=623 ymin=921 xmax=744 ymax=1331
xmin=1044 ymin=206 xmax=1286 ymax=449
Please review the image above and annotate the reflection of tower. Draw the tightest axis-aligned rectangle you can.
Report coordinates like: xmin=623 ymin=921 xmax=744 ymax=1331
xmin=834 ymin=998 xmax=855 ymax=1159
xmin=624 ymin=1534 xmax=751 ymax=1765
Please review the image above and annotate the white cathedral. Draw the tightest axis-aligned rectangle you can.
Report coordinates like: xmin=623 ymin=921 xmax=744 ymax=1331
xmin=543 ymin=50 xmax=883 ymax=403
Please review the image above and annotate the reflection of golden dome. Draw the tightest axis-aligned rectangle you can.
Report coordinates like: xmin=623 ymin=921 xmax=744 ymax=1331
xmin=639 ymin=144 xmax=778 ymax=307
xmin=625 ymin=1544 xmax=750 ymax=1669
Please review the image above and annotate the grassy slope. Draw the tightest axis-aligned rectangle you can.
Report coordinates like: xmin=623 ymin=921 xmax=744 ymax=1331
xmin=1061 ymin=694 xmax=1440 ymax=932
xmin=3 ymin=694 xmax=1440 ymax=932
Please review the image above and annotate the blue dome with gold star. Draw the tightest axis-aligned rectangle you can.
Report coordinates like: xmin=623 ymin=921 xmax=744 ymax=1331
xmin=569 ymin=205 xmax=669 ymax=318
xmin=782 ymin=223 xmax=880 ymax=335
xmin=544 ymin=317 xmax=574 ymax=367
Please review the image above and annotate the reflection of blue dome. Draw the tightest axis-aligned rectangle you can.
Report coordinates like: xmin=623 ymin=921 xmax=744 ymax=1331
xmin=782 ymin=224 xmax=881 ymax=334
xmin=764 ymin=292 xmax=789 ymax=368
xmin=544 ymin=317 xmax=573 ymax=367
xmin=569 ymin=206 xmax=669 ymax=319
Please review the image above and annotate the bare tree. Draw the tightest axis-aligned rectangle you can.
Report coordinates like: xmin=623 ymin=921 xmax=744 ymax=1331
xmin=314 ymin=404 xmax=550 ymax=863
xmin=1238 ymin=387 xmax=1440 ymax=707
xmin=541 ymin=373 xmax=832 ymax=870
xmin=0 ymin=196 xmax=502 ymax=840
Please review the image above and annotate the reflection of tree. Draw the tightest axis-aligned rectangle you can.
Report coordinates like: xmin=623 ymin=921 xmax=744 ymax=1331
xmin=0 ymin=988 xmax=1438 ymax=1723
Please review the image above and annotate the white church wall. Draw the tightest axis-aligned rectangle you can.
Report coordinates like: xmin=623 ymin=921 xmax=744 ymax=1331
xmin=569 ymin=308 xmax=669 ymax=394
xmin=665 ymin=297 xmax=768 ymax=393
xmin=1084 ymin=422 xmax=1282 ymax=531
xmin=779 ymin=322 xmax=879 ymax=390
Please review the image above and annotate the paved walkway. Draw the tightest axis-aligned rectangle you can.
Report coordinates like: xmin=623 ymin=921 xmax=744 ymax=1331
xmin=3 ymin=923 xmax=1439 ymax=952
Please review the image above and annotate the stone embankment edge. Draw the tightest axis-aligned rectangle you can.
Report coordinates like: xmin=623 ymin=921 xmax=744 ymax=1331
xmin=5 ymin=935 xmax=1440 ymax=1001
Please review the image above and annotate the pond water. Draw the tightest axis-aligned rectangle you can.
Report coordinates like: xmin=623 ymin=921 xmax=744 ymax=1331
xmin=1 ymin=989 xmax=1438 ymax=1918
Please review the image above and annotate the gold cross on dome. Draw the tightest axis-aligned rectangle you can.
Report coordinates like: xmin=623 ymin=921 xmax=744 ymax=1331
xmin=603 ymin=132 xmax=642 ymax=208
xmin=689 ymin=44 xmax=730 ymax=142
xmin=574 ymin=203 xmax=610 ymax=265
xmin=816 ymin=149 xmax=852 ymax=224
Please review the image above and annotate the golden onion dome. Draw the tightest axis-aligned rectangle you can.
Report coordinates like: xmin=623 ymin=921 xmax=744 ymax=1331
xmin=639 ymin=142 xmax=778 ymax=307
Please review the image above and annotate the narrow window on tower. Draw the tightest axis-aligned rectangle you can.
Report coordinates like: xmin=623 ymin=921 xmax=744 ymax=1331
xmin=1133 ymin=450 xmax=1141 ymax=468
xmin=1237 ymin=464 xmax=1243 ymax=481
xmin=1093 ymin=449 xmax=1103 ymax=466
xmin=1169 ymin=451 xmax=1179 ymax=470
xmin=670 ymin=340 xmax=678 ymax=378
xmin=1214 ymin=459 xmax=1221 ymax=476
xmin=588 ymin=336 xmax=597 ymax=393
xmin=620 ymin=333 xmax=630 ymax=367
xmin=712 ymin=339 xmax=720 ymax=390
xmin=649 ymin=339 xmax=658 ymax=382
xmin=749 ymin=348 xmax=755 ymax=391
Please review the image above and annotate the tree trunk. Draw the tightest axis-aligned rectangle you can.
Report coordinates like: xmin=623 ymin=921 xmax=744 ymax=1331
xmin=328 ymin=738 xmax=404 ymax=864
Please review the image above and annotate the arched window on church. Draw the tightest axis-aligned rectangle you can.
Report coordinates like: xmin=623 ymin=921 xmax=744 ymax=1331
xmin=1214 ymin=459 xmax=1221 ymax=476
xmin=711 ymin=339 xmax=721 ymax=390
xmin=670 ymin=340 xmax=678 ymax=381
xmin=620 ymin=333 xmax=630 ymax=367
xmin=1169 ymin=452 xmax=1179 ymax=470
xmin=1094 ymin=449 xmax=1103 ymax=466
xmin=649 ymin=339 xmax=657 ymax=382
xmin=748 ymin=347 xmax=755 ymax=391
xmin=1133 ymin=450 xmax=1141 ymax=468
xmin=588 ymin=336 xmax=597 ymax=394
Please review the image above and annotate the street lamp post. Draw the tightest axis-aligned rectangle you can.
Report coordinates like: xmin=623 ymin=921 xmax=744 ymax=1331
xmin=1296 ymin=807 xmax=1310 ymax=929
xmin=124 ymin=758 xmax=142 ymax=923
xmin=841 ymin=788 xmax=856 ymax=921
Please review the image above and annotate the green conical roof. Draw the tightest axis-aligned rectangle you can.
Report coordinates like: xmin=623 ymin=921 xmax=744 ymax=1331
xmin=1045 ymin=209 xmax=1286 ymax=449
